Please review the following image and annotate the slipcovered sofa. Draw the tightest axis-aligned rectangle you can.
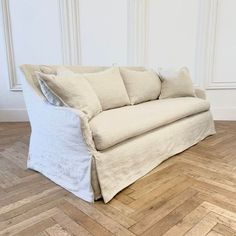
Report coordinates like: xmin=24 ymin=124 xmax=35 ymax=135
xmin=21 ymin=65 xmax=215 ymax=203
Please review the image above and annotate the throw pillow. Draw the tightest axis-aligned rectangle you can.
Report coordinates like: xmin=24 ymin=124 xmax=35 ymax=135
xmin=39 ymin=65 xmax=57 ymax=75
xmin=83 ymin=67 xmax=130 ymax=110
xmin=158 ymin=67 xmax=195 ymax=99
xmin=120 ymin=68 xmax=161 ymax=104
xmin=36 ymin=72 xmax=102 ymax=119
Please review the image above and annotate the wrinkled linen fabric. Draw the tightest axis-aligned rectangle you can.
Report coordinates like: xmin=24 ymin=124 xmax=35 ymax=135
xmin=84 ymin=67 xmax=130 ymax=110
xmin=20 ymin=72 xmax=97 ymax=201
xmin=159 ymin=67 xmax=195 ymax=99
xmin=120 ymin=68 xmax=161 ymax=104
xmin=56 ymin=66 xmax=131 ymax=110
xmin=96 ymin=111 xmax=215 ymax=202
xmin=36 ymin=72 xmax=102 ymax=119
xmin=20 ymin=64 xmax=216 ymax=203
xmin=90 ymin=97 xmax=210 ymax=150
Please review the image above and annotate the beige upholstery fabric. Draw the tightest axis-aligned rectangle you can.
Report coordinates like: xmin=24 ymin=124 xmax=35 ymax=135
xmin=37 ymin=72 xmax=102 ymax=119
xmin=90 ymin=97 xmax=210 ymax=150
xmin=159 ymin=67 xmax=195 ymax=99
xmin=20 ymin=64 xmax=145 ymax=99
xmin=84 ymin=67 xmax=130 ymax=110
xmin=56 ymin=67 xmax=75 ymax=77
xmin=21 ymin=64 xmax=215 ymax=204
xmin=39 ymin=65 xmax=57 ymax=75
xmin=120 ymin=68 xmax=161 ymax=104
xmin=195 ymin=88 xmax=206 ymax=100
xmin=95 ymin=111 xmax=215 ymax=202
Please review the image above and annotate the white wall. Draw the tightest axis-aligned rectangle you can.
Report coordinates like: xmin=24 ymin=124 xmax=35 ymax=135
xmin=79 ymin=0 xmax=127 ymax=65
xmin=0 ymin=0 xmax=63 ymax=121
xmin=148 ymin=0 xmax=199 ymax=84
xmin=0 ymin=0 xmax=25 ymax=121
xmin=146 ymin=0 xmax=236 ymax=120
xmin=0 ymin=0 xmax=235 ymax=121
xmin=205 ymin=0 xmax=236 ymax=120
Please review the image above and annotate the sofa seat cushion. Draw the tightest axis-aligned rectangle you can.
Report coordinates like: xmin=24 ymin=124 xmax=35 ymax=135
xmin=89 ymin=97 xmax=210 ymax=151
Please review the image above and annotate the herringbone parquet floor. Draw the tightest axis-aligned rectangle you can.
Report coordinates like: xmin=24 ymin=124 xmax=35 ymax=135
xmin=0 ymin=121 xmax=236 ymax=236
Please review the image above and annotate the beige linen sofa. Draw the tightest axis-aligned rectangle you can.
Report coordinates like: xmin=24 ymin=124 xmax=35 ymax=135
xmin=21 ymin=65 xmax=215 ymax=203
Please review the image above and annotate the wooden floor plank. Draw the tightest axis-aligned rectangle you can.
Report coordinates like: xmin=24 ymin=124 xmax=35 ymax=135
xmin=212 ymin=223 xmax=236 ymax=236
xmin=141 ymin=195 xmax=203 ymax=236
xmin=0 ymin=121 xmax=235 ymax=235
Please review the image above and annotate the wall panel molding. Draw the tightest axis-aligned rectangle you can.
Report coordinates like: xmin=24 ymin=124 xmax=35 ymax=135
xmin=205 ymin=0 xmax=219 ymax=89
xmin=194 ymin=0 xmax=209 ymax=88
xmin=58 ymin=0 xmax=81 ymax=65
xmin=1 ymin=0 xmax=81 ymax=93
xmin=127 ymin=0 xmax=149 ymax=66
xmin=1 ymin=0 xmax=21 ymax=91
xmin=204 ymin=0 xmax=236 ymax=89
xmin=194 ymin=0 xmax=236 ymax=89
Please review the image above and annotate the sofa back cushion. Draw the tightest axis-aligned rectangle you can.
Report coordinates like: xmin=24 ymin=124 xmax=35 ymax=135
xmin=120 ymin=68 xmax=161 ymax=104
xmin=57 ymin=67 xmax=130 ymax=110
xmin=83 ymin=67 xmax=130 ymax=110
xmin=20 ymin=65 xmax=145 ymax=104
xmin=36 ymin=72 xmax=102 ymax=119
xmin=158 ymin=67 xmax=195 ymax=99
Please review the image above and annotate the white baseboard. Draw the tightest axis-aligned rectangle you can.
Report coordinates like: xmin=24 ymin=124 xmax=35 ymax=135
xmin=0 ymin=109 xmax=29 ymax=122
xmin=212 ymin=107 xmax=236 ymax=121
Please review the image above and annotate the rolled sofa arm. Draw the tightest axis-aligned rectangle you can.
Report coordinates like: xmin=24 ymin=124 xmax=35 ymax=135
xmin=195 ymin=88 xmax=206 ymax=100
xmin=21 ymin=76 xmax=95 ymax=202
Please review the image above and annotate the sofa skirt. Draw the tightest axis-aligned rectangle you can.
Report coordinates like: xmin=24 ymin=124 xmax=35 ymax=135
xmin=93 ymin=111 xmax=215 ymax=203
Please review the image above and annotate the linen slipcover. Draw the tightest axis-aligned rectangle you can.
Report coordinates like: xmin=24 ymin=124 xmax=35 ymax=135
xmin=20 ymin=64 xmax=216 ymax=203
xmin=159 ymin=67 xmax=195 ymax=99
xmin=36 ymin=72 xmax=102 ymax=119
xmin=90 ymin=97 xmax=210 ymax=150
xmin=83 ymin=67 xmax=130 ymax=110
xmin=120 ymin=68 xmax=161 ymax=104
